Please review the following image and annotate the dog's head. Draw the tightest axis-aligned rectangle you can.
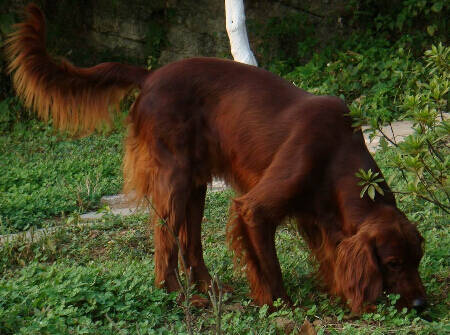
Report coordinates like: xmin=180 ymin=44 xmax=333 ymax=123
xmin=334 ymin=207 xmax=427 ymax=314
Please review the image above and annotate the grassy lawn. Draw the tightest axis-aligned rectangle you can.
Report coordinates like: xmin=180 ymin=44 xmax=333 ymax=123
xmin=0 ymin=98 xmax=448 ymax=334
xmin=0 ymin=1 xmax=448 ymax=332
xmin=0 ymin=119 xmax=124 ymax=233
xmin=0 ymin=33 xmax=448 ymax=335
xmin=0 ymin=184 xmax=448 ymax=334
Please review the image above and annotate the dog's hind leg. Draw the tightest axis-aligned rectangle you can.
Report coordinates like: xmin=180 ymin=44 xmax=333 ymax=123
xmin=152 ymin=167 xmax=192 ymax=293
xmin=178 ymin=184 xmax=212 ymax=292
xmin=123 ymin=123 xmax=184 ymax=291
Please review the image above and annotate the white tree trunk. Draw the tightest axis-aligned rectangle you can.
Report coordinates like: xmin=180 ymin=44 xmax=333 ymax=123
xmin=225 ymin=0 xmax=257 ymax=66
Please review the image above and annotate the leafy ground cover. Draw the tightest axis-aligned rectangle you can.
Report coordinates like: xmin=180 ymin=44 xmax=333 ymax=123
xmin=0 ymin=40 xmax=448 ymax=335
xmin=0 ymin=188 xmax=448 ymax=334
xmin=0 ymin=114 xmax=124 ymax=233
xmin=0 ymin=1 xmax=448 ymax=332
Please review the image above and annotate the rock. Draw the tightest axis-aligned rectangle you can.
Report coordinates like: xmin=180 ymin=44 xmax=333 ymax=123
xmin=100 ymin=194 xmax=133 ymax=209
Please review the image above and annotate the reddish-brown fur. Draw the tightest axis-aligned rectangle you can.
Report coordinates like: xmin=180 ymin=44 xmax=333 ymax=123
xmin=6 ymin=4 xmax=427 ymax=314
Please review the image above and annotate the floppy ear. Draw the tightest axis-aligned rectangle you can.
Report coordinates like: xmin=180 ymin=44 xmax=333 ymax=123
xmin=335 ymin=231 xmax=383 ymax=313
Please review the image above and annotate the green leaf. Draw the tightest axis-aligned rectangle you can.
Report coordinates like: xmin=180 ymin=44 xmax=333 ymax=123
xmin=374 ymin=184 xmax=385 ymax=196
xmin=427 ymin=25 xmax=436 ymax=36
xmin=431 ymin=2 xmax=443 ymax=13
xmin=360 ymin=184 xmax=370 ymax=198
xmin=379 ymin=136 xmax=389 ymax=150
xmin=368 ymin=185 xmax=375 ymax=200
xmin=0 ymin=13 xmax=15 ymax=35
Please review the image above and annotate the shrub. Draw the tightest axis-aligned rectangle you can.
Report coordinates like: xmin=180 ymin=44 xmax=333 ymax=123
xmin=351 ymin=43 xmax=449 ymax=213
xmin=285 ymin=34 xmax=428 ymax=121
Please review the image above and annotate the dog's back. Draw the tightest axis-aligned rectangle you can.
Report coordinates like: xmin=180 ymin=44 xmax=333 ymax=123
xmin=131 ymin=57 xmax=358 ymax=193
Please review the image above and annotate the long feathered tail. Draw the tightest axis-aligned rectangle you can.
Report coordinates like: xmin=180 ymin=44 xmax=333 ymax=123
xmin=5 ymin=3 xmax=150 ymax=134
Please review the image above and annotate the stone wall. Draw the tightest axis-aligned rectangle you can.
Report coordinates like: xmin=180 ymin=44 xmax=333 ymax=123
xmin=2 ymin=0 xmax=350 ymax=65
xmin=0 ymin=0 xmax=349 ymax=98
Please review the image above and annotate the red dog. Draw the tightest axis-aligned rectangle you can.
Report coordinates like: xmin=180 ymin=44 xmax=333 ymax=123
xmin=6 ymin=4 xmax=427 ymax=313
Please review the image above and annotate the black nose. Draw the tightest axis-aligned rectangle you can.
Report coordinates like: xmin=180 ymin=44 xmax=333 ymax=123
xmin=412 ymin=298 xmax=427 ymax=312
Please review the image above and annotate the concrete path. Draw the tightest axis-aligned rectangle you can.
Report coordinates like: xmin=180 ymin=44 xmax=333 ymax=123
xmin=362 ymin=120 xmax=415 ymax=153
xmin=0 ymin=179 xmax=229 ymax=244
xmin=0 ymin=120 xmax=421 ymax=244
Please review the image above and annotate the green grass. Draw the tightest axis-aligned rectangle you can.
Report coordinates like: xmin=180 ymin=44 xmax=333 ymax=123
xmin=0 ymin=99 xmax=448 ymax=334
xmin=1 ymin=1 xmax=448 ymax=332
xmin=0 ymin=119 xmax=124 ymax=233
xmin=0 ymin=186 xmax=448 ymax=334
xmin=1 ymin=23 xmax=448 ymax=334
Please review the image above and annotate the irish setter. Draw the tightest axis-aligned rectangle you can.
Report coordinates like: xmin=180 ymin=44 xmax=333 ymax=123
xmin=6 ymin=4 xmax=427 ymax=314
